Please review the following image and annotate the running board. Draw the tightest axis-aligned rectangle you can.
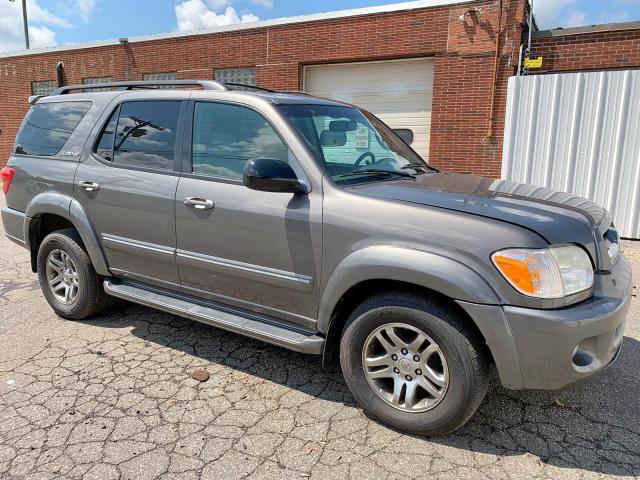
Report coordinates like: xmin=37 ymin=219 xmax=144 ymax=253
xmin=103 ymin=280 xmax=324 ymax=354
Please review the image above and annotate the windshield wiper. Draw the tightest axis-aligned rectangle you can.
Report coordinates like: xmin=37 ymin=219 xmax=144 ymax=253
xmin=401 ymin=163 xmax=438 ymax=173
xmin=337 ymin=169 xmax=416 ymax=179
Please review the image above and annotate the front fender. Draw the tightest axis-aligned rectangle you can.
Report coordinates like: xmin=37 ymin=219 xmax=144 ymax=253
xmin=317 ymin=246 xmax=500 ymax=333
xmin=24 ymin=193 xmax=110 ymax=276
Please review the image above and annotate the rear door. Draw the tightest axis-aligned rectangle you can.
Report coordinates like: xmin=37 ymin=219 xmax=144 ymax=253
xmin=174 ymin=100 xmax=322 ymax=328
xmin=74 ymin=99 xmax=186 ymax=290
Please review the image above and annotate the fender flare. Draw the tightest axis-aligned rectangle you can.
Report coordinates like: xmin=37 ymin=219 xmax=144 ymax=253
xmin=317 ymin=245 xmax=500 ymax=334
xmin=24 ymin=193 xmax=110 ymax=276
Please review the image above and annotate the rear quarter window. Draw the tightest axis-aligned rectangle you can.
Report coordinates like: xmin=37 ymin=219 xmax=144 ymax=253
xmin=14 ymin=101 xmax=92 ymax=156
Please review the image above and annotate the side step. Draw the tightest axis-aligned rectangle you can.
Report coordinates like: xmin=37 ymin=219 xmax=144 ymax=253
xmin=104 ymin=280 xmax=325 ymax=354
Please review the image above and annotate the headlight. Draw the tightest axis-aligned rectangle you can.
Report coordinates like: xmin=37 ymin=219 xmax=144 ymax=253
xmin=492 ymin=245 xmax=594 ymax=298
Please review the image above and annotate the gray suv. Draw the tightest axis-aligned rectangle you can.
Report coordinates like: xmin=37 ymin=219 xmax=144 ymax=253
xmin=1 ymin=80 xmax=632 ymax=436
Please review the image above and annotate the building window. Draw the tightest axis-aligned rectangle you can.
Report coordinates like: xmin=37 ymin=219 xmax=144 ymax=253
xmin=83 ymin=76 xmax=112 ymax=91
xmin=31 ymin=80 xmax=58 ymax=96
xmin=83 ymin=76 xmax=112 ymax=84
xmin=143 ymin=72 xmax=178 ymax=81
xmin=215 ymin=68 xmax=256 ymax=87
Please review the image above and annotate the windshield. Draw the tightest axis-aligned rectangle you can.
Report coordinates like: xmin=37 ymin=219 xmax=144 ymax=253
xmin=278 ymin=104 xmax=435 ymax=184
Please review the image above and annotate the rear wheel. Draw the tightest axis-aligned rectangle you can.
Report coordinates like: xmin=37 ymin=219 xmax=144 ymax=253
xmin=37 ymin=229 xmax=107 ymax=320
xmin=340 ymin=291 xmax=489 ymax=436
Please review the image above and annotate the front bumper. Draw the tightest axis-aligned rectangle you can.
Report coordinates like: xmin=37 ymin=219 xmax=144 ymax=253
xmin=459 ymin=254 xmax=632 ymax=390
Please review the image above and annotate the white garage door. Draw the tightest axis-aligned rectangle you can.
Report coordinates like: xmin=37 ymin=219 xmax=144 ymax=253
xmin=304 ymin=58 xmax=434 ymax=160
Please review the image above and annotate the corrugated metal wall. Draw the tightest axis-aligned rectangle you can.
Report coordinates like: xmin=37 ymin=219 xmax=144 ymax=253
xmin=502 ymin=70 xmax=640 ymax=239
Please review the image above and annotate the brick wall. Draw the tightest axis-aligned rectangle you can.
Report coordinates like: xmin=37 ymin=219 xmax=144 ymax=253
xmin=0 ymin=0 xmax=526 ymax=177
xmin=530 ymin=27 xmax=640 ymax=74
xmin=430 ymin=56 xmax=511 ymax=176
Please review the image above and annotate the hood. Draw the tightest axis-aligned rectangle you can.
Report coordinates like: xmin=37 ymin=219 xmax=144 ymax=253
xmin=347 ymin=173 xmax=613 ymax=266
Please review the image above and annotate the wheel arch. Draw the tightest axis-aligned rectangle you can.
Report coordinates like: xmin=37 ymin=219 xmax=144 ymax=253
xmin=318 ymin=246 xmax=501 ymax=369
xmin=318 ymin=246 xmax=499 ymax=333
xmin=24 ymin=193 xmax=110 ymax=276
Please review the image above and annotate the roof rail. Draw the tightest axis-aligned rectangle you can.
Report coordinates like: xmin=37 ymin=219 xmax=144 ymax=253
xmin=223 ymin=83 xmax=276 ymax=93
xmin=281 ymin=90 xmax=312 ymax=96
xmin=48 ymin=80 xmax=228 ymax=96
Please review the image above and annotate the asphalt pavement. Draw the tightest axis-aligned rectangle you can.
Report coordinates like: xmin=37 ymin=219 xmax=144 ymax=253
xmin=0 ymin=215 xmax=638 ymax=479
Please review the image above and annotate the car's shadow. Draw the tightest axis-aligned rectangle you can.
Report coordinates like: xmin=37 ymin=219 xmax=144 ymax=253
xmin=88 ymin=301 xmax=640 ymax=477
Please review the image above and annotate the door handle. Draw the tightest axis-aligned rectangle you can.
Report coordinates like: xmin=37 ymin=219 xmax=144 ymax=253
xmin=79 ymin=181 xmax=100 ymax=192
xmin=184 ymin=197 xmax=214 ymax=210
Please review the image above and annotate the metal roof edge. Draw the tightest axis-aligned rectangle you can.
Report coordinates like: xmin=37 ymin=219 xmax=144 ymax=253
xmin=0 ymin=0 xmax=473 ymax=60
xmin=533 ymin=21 xmax=640 ymax=39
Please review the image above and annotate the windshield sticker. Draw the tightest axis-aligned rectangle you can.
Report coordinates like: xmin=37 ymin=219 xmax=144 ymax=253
xmin=356 ymin=126 xmax=370 ymax=149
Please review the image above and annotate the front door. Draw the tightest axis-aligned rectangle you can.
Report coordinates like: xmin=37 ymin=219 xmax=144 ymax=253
xmin=175 ymin=101 xmax=322 ymax=328
xmin=75 ymin=99 xmax=185 ymax=289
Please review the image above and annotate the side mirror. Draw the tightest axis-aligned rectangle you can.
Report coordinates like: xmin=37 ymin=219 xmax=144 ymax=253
xmin=243 ymin=158 xmax=308 ymax=194
xmin=394 ymin=128 xmax=414 ymax=145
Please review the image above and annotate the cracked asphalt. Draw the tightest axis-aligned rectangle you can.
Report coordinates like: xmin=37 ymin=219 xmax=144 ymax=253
xmin=0 ymin=220 xmax=638 ymax=480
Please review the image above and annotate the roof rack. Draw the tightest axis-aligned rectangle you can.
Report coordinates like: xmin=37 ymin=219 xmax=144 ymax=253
xmin=28 ymin=79 xmax=313 ymax=104
xmin=49 ymin=79 xmax=228 ymax=97
xmin=281 ymin=90 xmax=311 ymax=96
xmin=223 ymin=83 xmax=275 ymax=93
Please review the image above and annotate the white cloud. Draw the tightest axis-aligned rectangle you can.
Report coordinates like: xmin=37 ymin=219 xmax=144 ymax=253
xmin=203 ymin=0 xmax=272 ymax=10
xmin=205 ymin=0 xmax=230 ymax=8
xmin=71 ymin=0 xmax=97 ymax=22
xmin=564 ymin=10 xmax=587 ymax=28
xmin=251 ymin=0 xmax=273 ymax=8
xmin=0 ymin=0 xmax=101 ymax=53
xmin=0 ymin=21 xmax=57 ymax=54
xmin=175 ymin=0 xmax=259 ymax=31
xmin=54 ymin=0 xmax=97 ymax=23
xmin=28 ymin=25 xmax=57 ymax=47
xmin=596 ymin=11 xmax=633 ymax=23
xmin=27 ymin=0 xmax=72 ymax=28
xmin=533 ymin=0 xmax=637 ymax=29
xmin=533 ymin=0 xmax=577 ymax=29
xmin=0 ymin=1 xmax=63 ymax=53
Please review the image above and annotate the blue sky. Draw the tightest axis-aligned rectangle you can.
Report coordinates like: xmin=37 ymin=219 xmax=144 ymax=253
xmin=1 ymin=0 xmax=640 ymax=53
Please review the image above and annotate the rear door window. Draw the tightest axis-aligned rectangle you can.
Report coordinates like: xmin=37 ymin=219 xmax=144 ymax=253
xmin=94 ymin=101 xmax=181 ymax=170
xmin=14 ymin=101 xmax=91 ymax=156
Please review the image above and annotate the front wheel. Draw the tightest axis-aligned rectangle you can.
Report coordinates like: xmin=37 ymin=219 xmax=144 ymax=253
xmin=340 ymin=291 xmax=489 ymax=436
xmin=37 ymin=229 xmax=108 ymax=320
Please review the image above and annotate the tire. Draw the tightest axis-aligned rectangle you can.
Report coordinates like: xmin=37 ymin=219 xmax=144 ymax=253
xmin=340 ymin=291 xmax=489 ymax=436
xmin=37 ymin=228 xmax=108 ymax=320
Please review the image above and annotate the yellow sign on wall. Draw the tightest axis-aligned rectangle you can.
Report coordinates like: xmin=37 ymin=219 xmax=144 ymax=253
xmin=524 ymin=56 xmax=543 ymax=69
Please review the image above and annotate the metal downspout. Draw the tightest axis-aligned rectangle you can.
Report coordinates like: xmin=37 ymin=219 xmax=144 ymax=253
xmin=486 ymin=0 xmax=504 ymax=138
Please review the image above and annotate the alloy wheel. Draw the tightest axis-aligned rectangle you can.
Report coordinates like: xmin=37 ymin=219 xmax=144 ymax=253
xmin=46 ymin=249 xmax=80 ymax=304
xmin=362 ymin=323 xmax=449 ymax=412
